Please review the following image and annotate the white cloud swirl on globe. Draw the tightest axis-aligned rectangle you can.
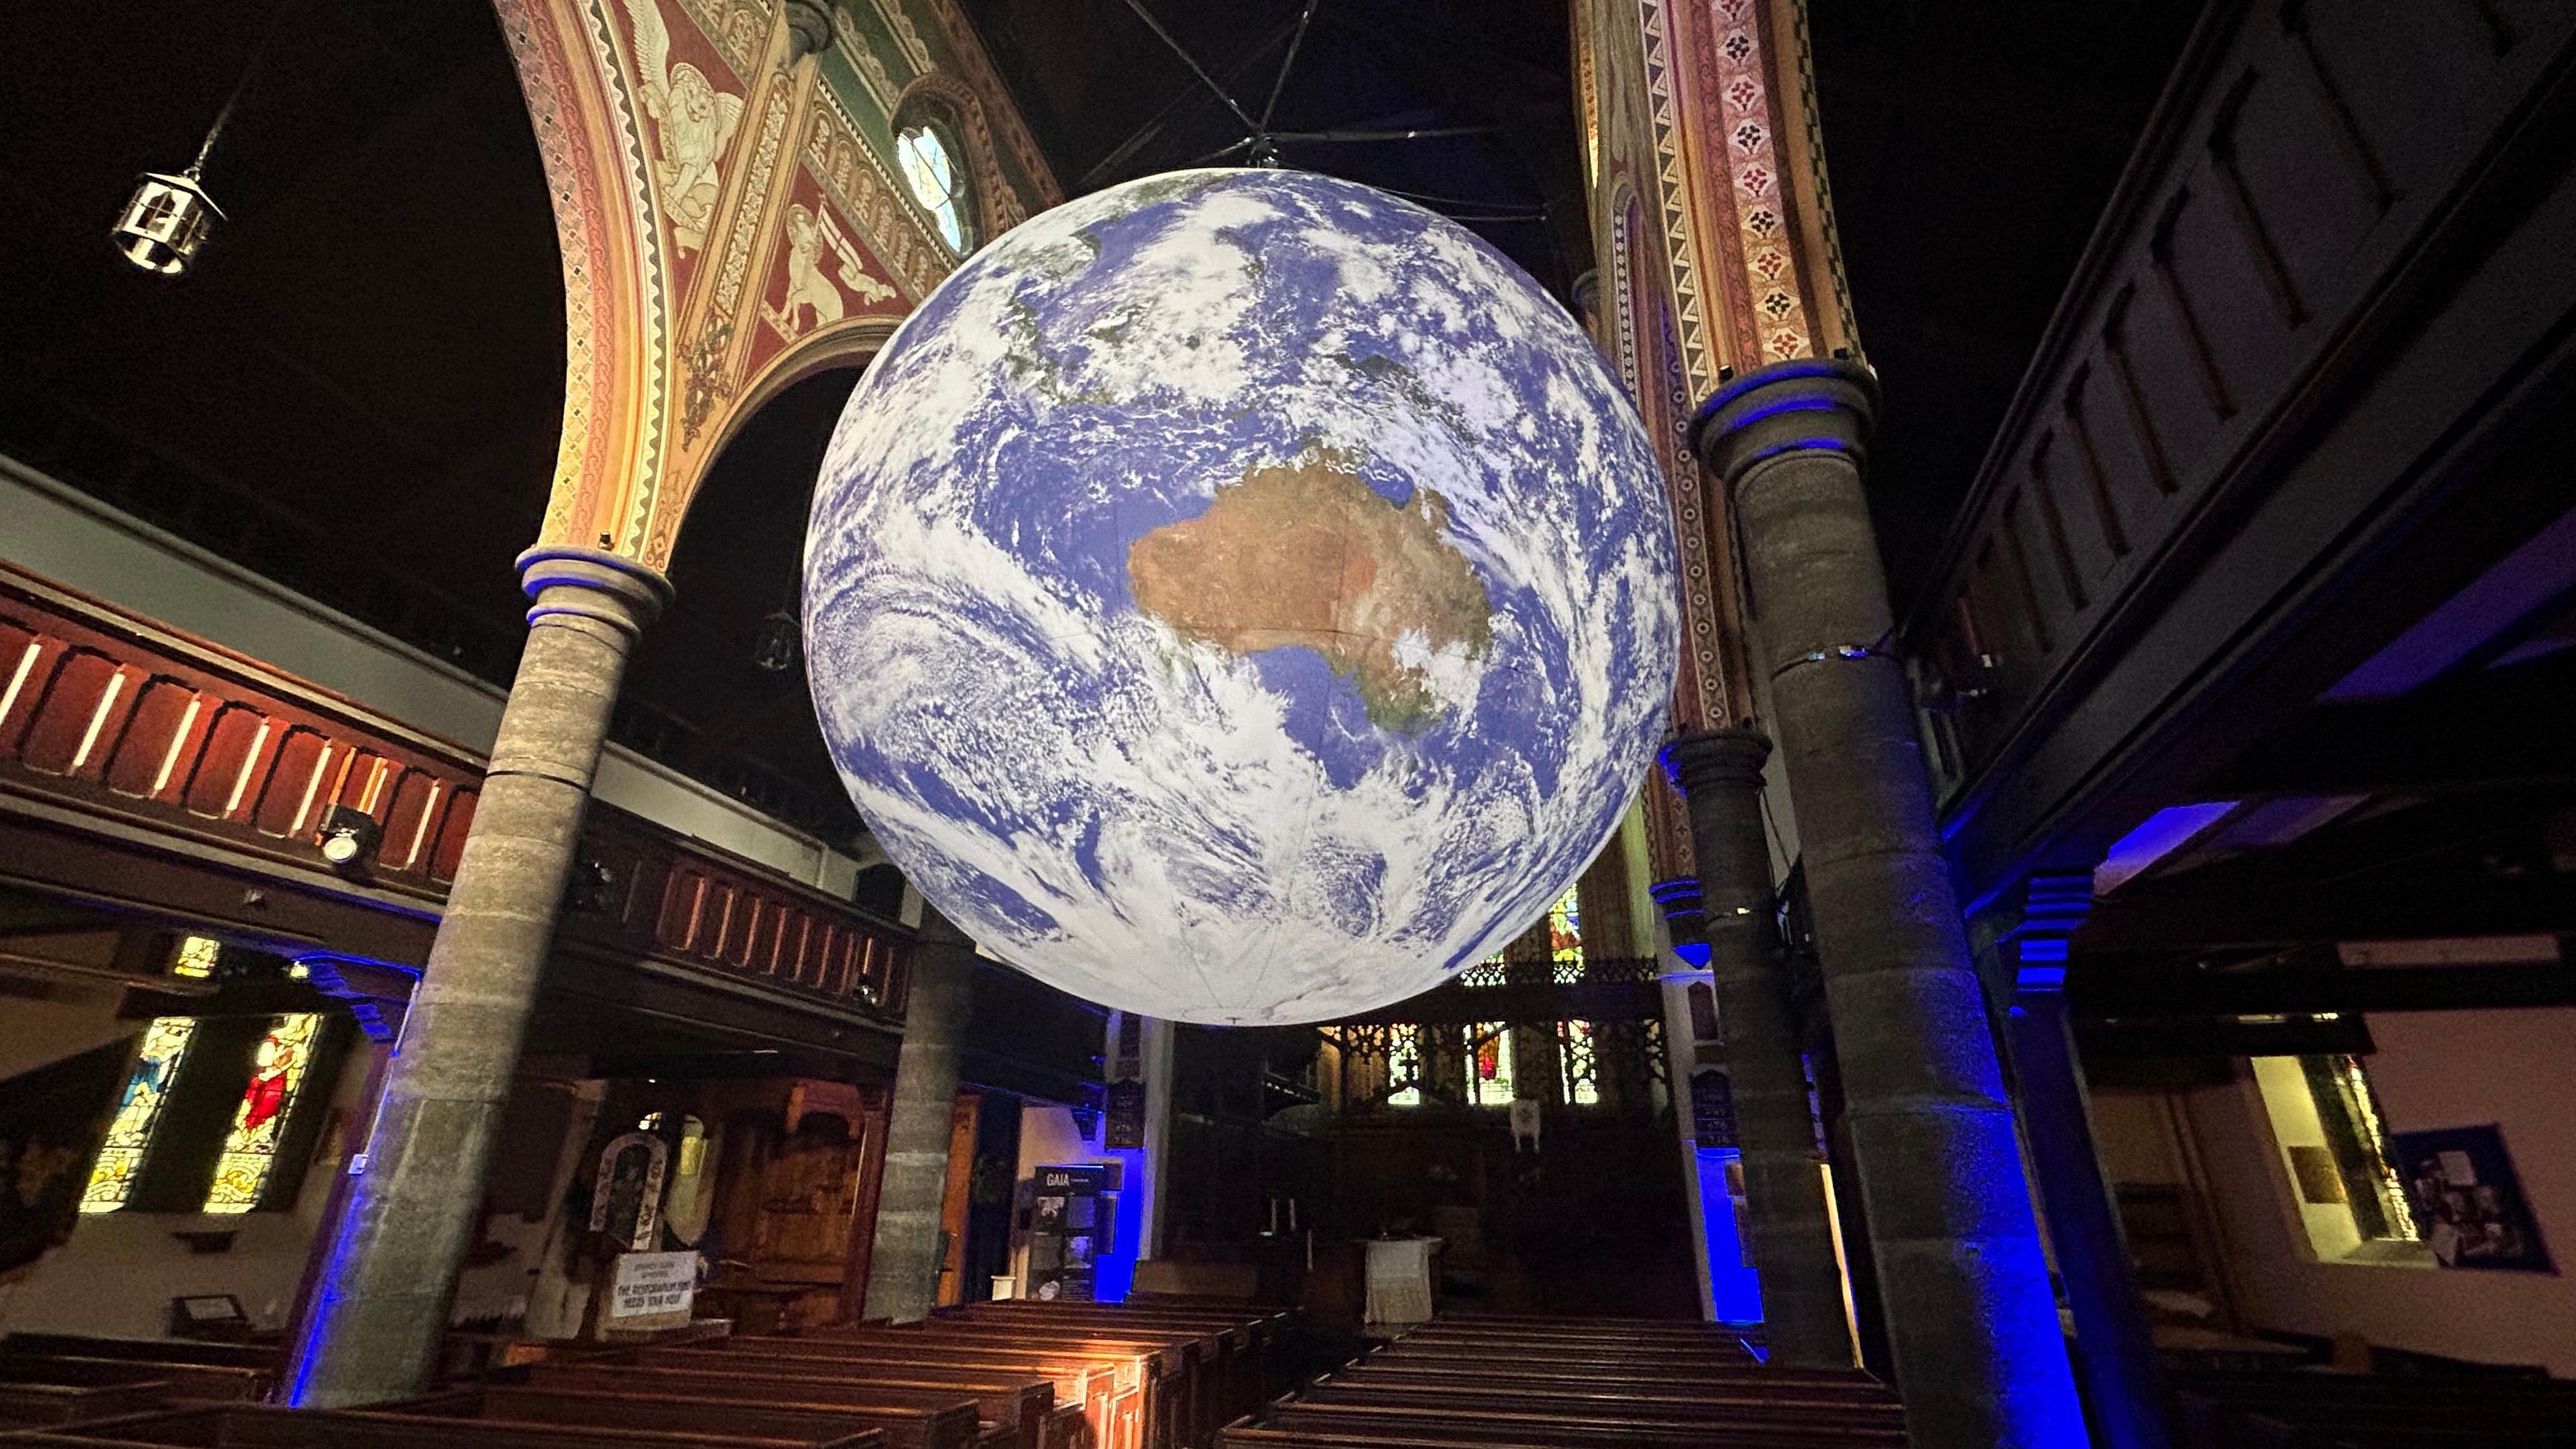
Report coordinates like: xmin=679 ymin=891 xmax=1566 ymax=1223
xmin=804 ymin=169 xmax=1678 ymax=1025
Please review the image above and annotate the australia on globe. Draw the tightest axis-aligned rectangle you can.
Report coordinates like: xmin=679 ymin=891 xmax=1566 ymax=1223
xmin=804 ymin=168 xmax=1679 ymax=1025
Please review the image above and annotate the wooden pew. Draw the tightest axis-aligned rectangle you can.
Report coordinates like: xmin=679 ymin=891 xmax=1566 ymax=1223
xmin=1321 ymin=1364 xmax=1894 ymax=1409
xmin=0 ymin=1383 xmax=176 ymax=1430
xmin=1242 ymin=1399 xmax=1907 ymax=1448
xmin=2 ymin=1400 xmax=883 ymax=1449
xmin=0 ymin=1338 xmax=276 ymax=1372
xmin=1216 ymin=1314 xmax=1902 ymax=1449
xmin=0 ymin=1356 xmax=267 ymax=1405
xmin=855 ymin=1321 xmax=1192 ymax=1448
xmin=1217 ymin=1430 xmax=1852 ymax=1449
xmin=667 ymin=1339 xmax=1136 ymax=1449
xmin=938 ymin=1309 xmax=1259 ymax=1447
xmin=814 ymin=1327 xmax=1173 ymax=1449
xmin=1356 ymin=1350 xmax=1864 ymax=1375
xmin=1291 ymin=1381 xmax=1904 ymax=1437
xmin=0 ymin=1339 xmax=274 ymax=1399
xmin=951 ymin=1305 xmax=1291 ymax=1421
xmin=531 ymin=1362 xmax=1041 ymax=1449
xmin=408 ymin=1383 xmax=981 ymax=1449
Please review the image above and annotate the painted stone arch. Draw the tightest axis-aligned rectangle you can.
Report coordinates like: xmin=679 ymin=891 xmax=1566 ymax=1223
xmin=710 ymin=315 xmax=901 ymax=471
xmin=891 ymin=69 xmax=1028 ymax=243
xmin=492 ymin=0 xmax=676 ymax=558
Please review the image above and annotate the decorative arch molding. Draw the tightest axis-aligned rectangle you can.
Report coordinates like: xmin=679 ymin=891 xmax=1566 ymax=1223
xmin=495 ymin=0 xmax=675 ymax=558
xmin=657 ymin=315 xmax=891 ymax=559
xmin=714 ymin=315 xmax=898 ymax=465
xmin=892 ymin=69 xmax=1027 ymax=237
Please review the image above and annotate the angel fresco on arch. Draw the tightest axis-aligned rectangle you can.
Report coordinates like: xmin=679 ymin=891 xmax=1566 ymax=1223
xmin=622 ymin=0 xmax=746 ymax=253
xmin=764 ymin=203 xmax=897 ymax=342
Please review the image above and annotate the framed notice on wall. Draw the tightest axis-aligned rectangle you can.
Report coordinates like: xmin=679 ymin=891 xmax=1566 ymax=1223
xmin=606 ymin=1249 xmax=700 ymax=1330
xmin=2389 ymin=1124 xmax=2555 ymax=1274
xmin=1104 ymin=1079 xmax=1147 ymax=1150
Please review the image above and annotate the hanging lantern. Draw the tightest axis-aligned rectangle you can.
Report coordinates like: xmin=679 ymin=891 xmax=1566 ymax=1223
xmin=108 ymin=0 xmax=292 ymax=278
xmin=753 ymin=607 xmax=802 ymax=673
xmin=111 ymin=170 xmax=225 ymax=276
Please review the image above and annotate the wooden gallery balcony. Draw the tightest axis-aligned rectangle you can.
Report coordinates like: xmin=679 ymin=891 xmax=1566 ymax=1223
xmin=0 ymin=560 xmax=913 ymax=1057
xmin=1902 ymin=0 xmax=2576 ymax=907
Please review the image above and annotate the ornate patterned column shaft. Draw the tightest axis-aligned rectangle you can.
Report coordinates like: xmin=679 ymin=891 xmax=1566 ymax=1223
xmin=1693 ymin=358 xmax=2082 ymax=1448
xmin=1665 ymin=726 xmax=1854 ymax=1365
xmin=289 ymin=546 xmax=668 ymax=1406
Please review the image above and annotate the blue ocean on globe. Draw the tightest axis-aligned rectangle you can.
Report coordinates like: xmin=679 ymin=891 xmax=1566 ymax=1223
xmin=805 ymin=168 xmax=1678 ymax=1025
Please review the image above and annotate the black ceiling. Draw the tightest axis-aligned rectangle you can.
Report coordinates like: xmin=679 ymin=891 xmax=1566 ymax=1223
xmin=1810 ymin=0 xmax=2204 ymax=609
xmin=961 ymin=0 xmax=1591 ymax=295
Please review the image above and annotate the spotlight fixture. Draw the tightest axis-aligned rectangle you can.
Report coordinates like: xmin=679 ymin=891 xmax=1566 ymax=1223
xmin=317 ymin=806 xmax=383 ymax=875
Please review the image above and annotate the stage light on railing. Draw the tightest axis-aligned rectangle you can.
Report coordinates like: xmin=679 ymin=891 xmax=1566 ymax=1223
xmin=317 ymin=806 xmax=382 ymax=874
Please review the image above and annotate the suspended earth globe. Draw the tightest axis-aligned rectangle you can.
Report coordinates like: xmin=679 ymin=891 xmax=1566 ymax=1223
xmin=805 ymin=168 xmax=1678 ymax=1025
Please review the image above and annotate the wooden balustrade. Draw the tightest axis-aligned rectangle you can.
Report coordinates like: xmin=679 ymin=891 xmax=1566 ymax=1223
xmin=1902 ymin=2 xmax=2576 ymax=847
xmin=0 ymin=560 xmax=910 ymax=1023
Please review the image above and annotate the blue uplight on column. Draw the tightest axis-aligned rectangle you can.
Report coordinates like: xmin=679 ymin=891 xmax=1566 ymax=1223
xmin=1092 ymin=1147 xmax=1145 ymax=1303
xmin=1695 ymin=1146 xmax=1764 ymax=1325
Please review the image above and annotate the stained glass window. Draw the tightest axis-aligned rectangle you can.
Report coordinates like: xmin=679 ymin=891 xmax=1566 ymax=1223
xmin=173 ymin=934 xmax=219 ymax=977
xmin=1387 ymin=1026 xmax=1424 ymax=1108
xmin=1461 ymin=955 xmax=1506 ymax=988
xmin=1558 ymin=1019 xmax=1601 ymax=1106
xmin=1548 ymin=890 xmax=1585 ymax=983
xmin=201 ymin=1014 xmax=322 ymax=1214
xmin=2302 ymin=1053 xmax=2420 ymax=1242
xmin=81 ymin=1016 xmax=200 ymax=1213
xmin=1468 ymin=1024 xmax=1515 ymax=1106
xmin=898 ymin=124 xmax=971 ymax=253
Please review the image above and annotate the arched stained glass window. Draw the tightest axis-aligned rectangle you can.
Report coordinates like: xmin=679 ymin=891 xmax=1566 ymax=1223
xmin=1558 ymin=1018 xmax=1601 ymax=1106
xmin=1548 ymin=888 xmax=1585 ymax=983
xmin=81 ymin=1016 xmax=199 ymax=1213
xmin=203 ymin=1013 xmax=323 ymax=1213
xmin=1468 ymin=1024 xmax=1515 ymax=1106
xmin=1387 ymin=1026 xmax=1424 ymax=1108
xmin=898 ymin=123 xmax=972 ymax=253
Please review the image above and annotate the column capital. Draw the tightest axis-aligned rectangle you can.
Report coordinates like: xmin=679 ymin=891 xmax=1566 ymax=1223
xmin=1688 ymin=356 xmax=1880 ymax=486
xmin=782 ymin=0 xmax=835 ymax=58
xmin=1648 ymin=877 xmax=1708 ymax=964
xmin=516 ymin=544 xmax=673 ymax=639
xmin=1569 ymin=269 xmax=1602 ymax=325
xmin=2002 ymin=871 xmax=2098 ymax=998
xmin=1660 ymin=725 xmax=1774 ymax=798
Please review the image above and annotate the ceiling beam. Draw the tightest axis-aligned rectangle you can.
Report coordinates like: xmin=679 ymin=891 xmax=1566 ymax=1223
xmin=2075 ymin=959 xmax=2576 ymax=1017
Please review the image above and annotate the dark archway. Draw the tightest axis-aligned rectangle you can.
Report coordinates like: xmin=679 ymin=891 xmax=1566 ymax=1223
xmin=616 ymin=365 xmax=868 ymax=847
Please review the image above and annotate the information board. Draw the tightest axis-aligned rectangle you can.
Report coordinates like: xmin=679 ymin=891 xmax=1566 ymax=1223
xmin=606 ymin=1248 xmax=698 ymax=1330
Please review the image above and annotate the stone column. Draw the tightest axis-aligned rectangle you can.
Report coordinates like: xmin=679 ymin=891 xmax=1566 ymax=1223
xmin=1131 ymin=1015 xmax=1176 ymax=1265
xmin=288 ymin=545 xmax=667 ymax=1407
xmin=1663 ymin=729 xmax=1854 ymax=1367
xmin=861 ymin=911 xmax=977 ymax=1322
xmin=1692 ymin=358 xmax=2083 ymax=1448
xmin=1995 ymin=874 xmax=2172 ymax=1449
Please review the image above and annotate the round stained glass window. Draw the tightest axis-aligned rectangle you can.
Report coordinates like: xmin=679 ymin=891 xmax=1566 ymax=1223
xmin=898 ymin=124 xmax=970 ymax=252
